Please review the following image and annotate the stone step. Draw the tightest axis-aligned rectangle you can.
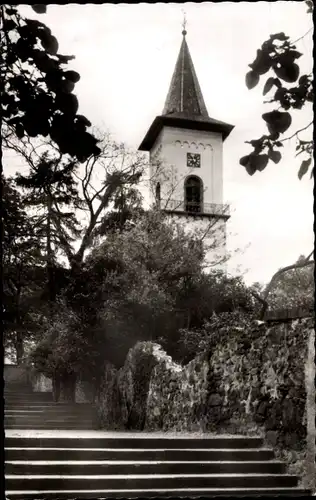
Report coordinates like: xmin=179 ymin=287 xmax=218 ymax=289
xmin=4 ymin=436 xmax=264 ymax=449
xmin=5 ymin=412 xmax=96 ymax=420
xmin=5 ymin=448 xmax=276 ymax=462
xmin=4 ymin=389 xmax=33 ymax=394
xmin=5 ymin=388 xmax=52 ymax=392
xmin=5 ymin=401 xmax=84 ymax=407
xmin=5 ymin=421 xmax=98 ymax=429
xmin=5 ymin=460 xmax=286 ymax=475
xmin=7 ymin=488 xmax=314 ymax=499
xmin=4 ymin=488 xmax=311 ymax=499
xmin=5 ymin=407 xmax=95 ymax=413
xmin=5 ymin=405 xmax=95 ymax=411
xmin=4 ymin=473 xmax=299 ymax=490
xmin=5 ymin=415 xmax=97 ymax=423
xmin=5 ymin=423 xmax=99 ymax=430
xmin=4 ymin=388 xmax=52 ymax=393
xmin=4 ymin=383 xmax=32 ymax=389
xmin=5 ymin=396 xmax=54 ymax=402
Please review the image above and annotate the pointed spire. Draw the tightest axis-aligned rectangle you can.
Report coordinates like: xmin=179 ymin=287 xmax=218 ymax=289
xmin=162 ymin=22 xmax=209 ymax=119
xmin=138 ymin=19 xmax=235 ymax=152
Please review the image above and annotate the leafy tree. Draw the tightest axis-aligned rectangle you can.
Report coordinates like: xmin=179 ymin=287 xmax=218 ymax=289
xmin=28 ymin=301 xmax=85 ymax=401
xmin=268 ymin=259 xmax=314 ymax=310
xmin=14 ymin=151 xmax=82 ymax=304
xmin=240 ymin=1 xmax=313 ymax=178
xmin=253 ymin=253 xmax=314 ymax=317
xmin=47 ymin=130 xmax=145 ymax=271
xmin=3 ymin=128 xmax=146 ymax=271
xmin=46 ymin=209 xmax=205 ymax=370
xmin=176 ymin=274 xmax=259 ymax=363
xmin=177 ymin=310 xmax=256 ymax=363
xmin=26 ymin=208 xmax=254 ymax=390
xmin=63 ymin=210 xmax=252 ymax=367
xmin=2 ymin=175 xmax=46 ymax=362
xmin=1 ymin=4 xmax=101 ymax=162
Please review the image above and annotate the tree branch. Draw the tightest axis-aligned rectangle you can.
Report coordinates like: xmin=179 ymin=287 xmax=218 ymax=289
xmin=50 ymin=200 xmax=75 ymax=264
xmin=292 ymin=27 xmax=313 ymax=45
xmin=280 ymin=121 xmax=313 ymax=143
xmin=72 ymin=180 xmax=120 ymax=266
xmin=259 ymin=252 xmax=314 ymax=319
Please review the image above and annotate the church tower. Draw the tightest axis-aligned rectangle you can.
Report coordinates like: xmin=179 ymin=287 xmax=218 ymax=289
xmin=139 ymin=24 xmax=234 ymax=269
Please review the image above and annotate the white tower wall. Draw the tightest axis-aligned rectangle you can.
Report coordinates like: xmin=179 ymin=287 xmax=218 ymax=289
xmin=149 ymin=126 xmax=228 ymax=271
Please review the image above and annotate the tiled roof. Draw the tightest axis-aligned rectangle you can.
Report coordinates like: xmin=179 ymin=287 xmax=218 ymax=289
xmin=162 ymin=34 xmax=209 ymax=119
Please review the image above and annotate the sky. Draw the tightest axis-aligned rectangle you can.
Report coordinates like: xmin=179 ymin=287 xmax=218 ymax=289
xmin=8 ymin=2 xmax=314 ymax=285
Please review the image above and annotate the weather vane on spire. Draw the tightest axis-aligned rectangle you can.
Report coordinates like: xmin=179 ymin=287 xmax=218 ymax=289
xmin=182 ymin=9 xmax=187 ymax=36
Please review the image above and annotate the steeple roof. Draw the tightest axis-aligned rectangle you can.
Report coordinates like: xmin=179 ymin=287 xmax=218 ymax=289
xmin=162 ymin=32 xmax=209 ymax=119
xmin=138 ymin=29 xmax=234 ymax=152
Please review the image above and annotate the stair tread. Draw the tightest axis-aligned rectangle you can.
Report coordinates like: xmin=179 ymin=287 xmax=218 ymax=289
xmin=5 ymin=487 xmax=308 ymax=491
xmin=6 ymin=473 xmax=297 ymax=478
xmin=5 ymin=487 xmax=310 ymax=498
xmin=6 ymin=460 xmax=284 ymax=464
xmin=5 ymin=447 xmax=274 ymax=451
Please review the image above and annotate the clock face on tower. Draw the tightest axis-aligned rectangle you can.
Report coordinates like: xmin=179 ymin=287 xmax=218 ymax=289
xmin=187 ymin=152 xmax=201 ymax=168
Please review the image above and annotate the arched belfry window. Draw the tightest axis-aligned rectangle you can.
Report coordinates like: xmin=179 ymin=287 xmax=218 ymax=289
xmin=185 ymin=176 xmax=202 ymax=213
xmin=155 ymin=182 xmax=161 ymax=208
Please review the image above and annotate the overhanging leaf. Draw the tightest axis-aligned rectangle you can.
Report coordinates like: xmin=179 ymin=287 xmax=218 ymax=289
xmin=57 ymin=54 xmax=76 ymax=64
xmin=306 ymin=0 xmax=313 ymax=13
xmin=40 ymin=33 xmax=59 ymax=55
xmin=287 ymin=50 xmax=303 ymax=60
xmin=274 ymin=63 xmax=300 ymax=83
xmin=262 ymin=110 xmax=292 ymax=134
xmin=298 ymin=158 xmax=312 ymax=180
xmin=75 ymin=115 xmax=92 ymax=128
xmin=245 ymin=161 xmax=257 ymax=176
xmin=31 ymin=5 xmax=47 ymax=14
xmin=61 ymin=79 xmax=75 ymax=93
xmin=249 ymin=49 xmax=272 ymax=75
xmin=270 ymin=32 xmax=289 ymax=41
xmin=268 ymin=150 xmax=282 ymax=164
xmin=64 ymin=70 xmax=80 ymax=83
xmin=239 ymin=155 xmax=250 ymax=167
xmin=263 ymin=77 xmax=275 ymax=96
xmin=246 ymin=71 xmax=259 ymax=90
xmin=253 ymin=154 xmax=269 ymax=172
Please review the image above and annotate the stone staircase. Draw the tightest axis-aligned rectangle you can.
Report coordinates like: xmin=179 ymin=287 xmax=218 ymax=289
xmin=4 ymin=383 xmax=310 ymax=498
xmin=4 ymin=383 xmax=98 ymax=430
xmin=5 ymin=434 xmax=310 ymax=499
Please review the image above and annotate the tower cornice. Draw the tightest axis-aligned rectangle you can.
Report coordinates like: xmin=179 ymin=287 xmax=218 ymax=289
xmin=139 ymin=114 xmax=233 ymax=151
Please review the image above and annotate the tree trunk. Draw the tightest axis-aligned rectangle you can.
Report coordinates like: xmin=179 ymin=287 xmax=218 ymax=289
xmin=15 ymin=330 xmax=24 ymax=365
xmin=52 ymin=371 xmax=61 ymax=402
xmin=46 ymin=192 xmax=56 ymax=308
xmin=52 ymin=372 xmax=76 ymax=403
xmin=14 ymin=286 xmax=24 ymax=364
xmin=59 ymin=372 xmax=76 ymax=402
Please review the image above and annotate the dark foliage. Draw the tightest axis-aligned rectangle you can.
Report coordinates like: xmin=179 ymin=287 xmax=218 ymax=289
xmin=240 ymin=3 xmax=313 ymax=179
xmin=1 ymin=4 xmax=101 ymax=162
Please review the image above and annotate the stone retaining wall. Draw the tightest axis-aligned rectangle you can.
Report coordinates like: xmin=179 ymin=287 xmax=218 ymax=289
xmin=144 ymin=317 xmax=314 ymax=489
xmin=31 ymin=372 xmax=53 ymax=392
xmin=4 ymin=364 xmax=30 ymax=385
xmin=95 ymin=317 xmax=314 ymax=489
xmin=97 ymin=342 xmax=163 ymax=430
